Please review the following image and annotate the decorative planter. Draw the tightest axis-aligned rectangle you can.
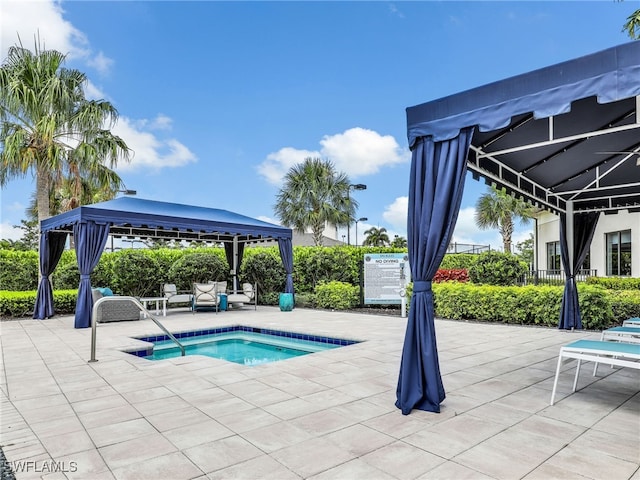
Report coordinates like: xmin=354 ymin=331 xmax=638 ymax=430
xmin=279 ymin=293 xmax=294 ymax=312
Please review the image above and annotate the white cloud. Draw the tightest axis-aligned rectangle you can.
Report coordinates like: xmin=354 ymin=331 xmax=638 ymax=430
xmin=257 ymin=215 xmax=281 ymax=226
xmin=148 ymin=114 xmax=173 ymax=131
xmin=380 ymin=202 xmax=496 ymax=248
xmin=0 ymin=222 xmax=23 ymax=241
xmin=257 ymin=147 xmax=320 ymax=185
xmin=1 ymin=0 xmax=114 ymax=75
xmin=258 ymin=127 xmax=410 ymax=186
xmin=388 ymin=4 xmax=405 ymax=19
xmin=83 ymin=80 xmax=107 ymax=101
xmin=86 ymin=50 xmax=113 ymax=75
xmin=112 ymin=117 xmax=197 ymax=171
xmin=382 ymin=196 xmax=408 ymax=233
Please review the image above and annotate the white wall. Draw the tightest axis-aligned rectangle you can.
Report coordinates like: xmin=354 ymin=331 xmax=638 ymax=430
xmin=535 ymin=210 xmax=640 ymax=277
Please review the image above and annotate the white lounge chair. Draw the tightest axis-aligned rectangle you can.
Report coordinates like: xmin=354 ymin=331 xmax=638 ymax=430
xmin=162 ymin=283 xmax=193 ymax=310
xmin=550 ymin=339 xmax=640 ymax=405
xmin=622 ymin=317 xmax=640 ymax=327
xmin=226 ymin=282 xmax=257 ymax=310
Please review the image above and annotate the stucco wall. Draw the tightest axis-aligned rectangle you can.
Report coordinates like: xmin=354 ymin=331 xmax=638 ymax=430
xmin=534 ymin=210 xmax=639 ymax=277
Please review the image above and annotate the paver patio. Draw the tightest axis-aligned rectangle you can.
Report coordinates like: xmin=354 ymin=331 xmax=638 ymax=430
xmin=1 ymin=307 xmax=638 ymax=479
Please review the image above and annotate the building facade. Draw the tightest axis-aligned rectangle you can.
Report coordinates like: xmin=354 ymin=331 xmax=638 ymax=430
xmin=535 ymin=210 xmax=639 ymax=277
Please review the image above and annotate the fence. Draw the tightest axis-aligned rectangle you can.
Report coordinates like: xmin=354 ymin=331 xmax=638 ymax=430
xmin=520 ymin=269 xmax=597 ymax=286
xmin=446 ymin=243 xmax=491 ymax=254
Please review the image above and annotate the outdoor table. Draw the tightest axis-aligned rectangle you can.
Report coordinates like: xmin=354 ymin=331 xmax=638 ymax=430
xmin=139 ymin=296 xmax=168 ymax=317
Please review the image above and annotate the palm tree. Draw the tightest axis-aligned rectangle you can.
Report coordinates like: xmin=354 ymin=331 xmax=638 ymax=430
xmin=0 ymin=40 xmax=130 ymax=226
xmin=391 ymin=235 xmax=408 ymax=248
xmin=274 ymin=157 xmax=355 ymax=246
xmin=363 ymin=226 xmax=390 ymax=247
xmin=474 ymin=186 xmax=535 ymax=253
xmin=623 ymin=8 xmax=640 ymax=39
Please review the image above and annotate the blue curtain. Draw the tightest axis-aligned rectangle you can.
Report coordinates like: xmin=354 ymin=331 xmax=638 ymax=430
xmin=558 ymin=212 xmax=599 ymax=330
xmin=278 ymin=237 xmax=294 ymax=294
xmin=33 ymin=232 xmax=68 ymax=319
xmin=224 ymin=241 xmax=245 ymax=291
xmin=74 ymin=221 xmax=110 ymax=329
xmin=396 ymin=127 xmax=474 ymax=415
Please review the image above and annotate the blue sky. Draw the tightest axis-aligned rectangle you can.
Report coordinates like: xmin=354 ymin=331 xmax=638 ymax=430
xmin=1 ymin=1 xmax=636 ymax=248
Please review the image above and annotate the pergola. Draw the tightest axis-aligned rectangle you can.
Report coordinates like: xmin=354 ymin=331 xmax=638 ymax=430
xmin=397 ymin=41 xmax=640 ymax=415
xmin=33 ymin=196 xmax=294 ymax=329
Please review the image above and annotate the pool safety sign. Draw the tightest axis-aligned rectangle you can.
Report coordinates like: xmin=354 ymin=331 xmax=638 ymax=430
xmin=363 ymin=253 xmax=410 ymax=305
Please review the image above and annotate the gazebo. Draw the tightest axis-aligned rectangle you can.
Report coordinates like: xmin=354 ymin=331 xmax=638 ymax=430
xmin=33 ymin=196 xmax=293 ymax=329
xmin=398 ymin=41 xmax=640 ymax=414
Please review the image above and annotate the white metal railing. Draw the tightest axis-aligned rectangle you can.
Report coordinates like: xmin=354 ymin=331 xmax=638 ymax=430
xmin=89 ymin=296 xmax=185 ymax=362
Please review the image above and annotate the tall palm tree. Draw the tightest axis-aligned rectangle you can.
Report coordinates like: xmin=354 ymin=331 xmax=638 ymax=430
xmin=474 ymin=186 xmax=535 ymax=253
xmin=363 ymin=226 xmax=390 ymax=247
xmin=274 ymin=157 xmax=354 ymax=246
xmin=0 ymin=41 xmax=130 ymax=226
xmin=391 ymin=235 xmax=408 ymax=248
xmin=623 ymin=8 xmax=640 ymax=39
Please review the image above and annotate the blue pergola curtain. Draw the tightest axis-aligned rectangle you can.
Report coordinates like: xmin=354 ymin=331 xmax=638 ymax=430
xmin=396 ymin=127 xmax=474 ymax=415
xmin=278 ymin=237 xmax=294 ymax=294
xmin=74 ymin=221 xmax=110 ymax=329
xmin=558 ymin=212 xmax=599 ymax=330
xmin=33 ymin=232 xmax=68 ymax=319
xmin=224 ymin=241 xmax=245 ymax=291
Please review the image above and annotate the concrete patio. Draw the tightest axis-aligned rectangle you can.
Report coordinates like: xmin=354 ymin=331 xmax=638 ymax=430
xmin=1 ymin=307 xmax=638 ymax=480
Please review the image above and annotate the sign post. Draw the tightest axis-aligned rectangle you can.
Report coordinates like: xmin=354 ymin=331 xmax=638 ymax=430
xmin=363 ymin=253 xmax=410 ymax=317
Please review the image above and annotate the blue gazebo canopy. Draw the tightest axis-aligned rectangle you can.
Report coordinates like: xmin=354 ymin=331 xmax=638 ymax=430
xmin=40 ymin=196 xmax=292 ymax=243
xmin=397 ymin=41 xmax=640 ymax=415
xmin=35 ymin=197 xmax=293 ymax=329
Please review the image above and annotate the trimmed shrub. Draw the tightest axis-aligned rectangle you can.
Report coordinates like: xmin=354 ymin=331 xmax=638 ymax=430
xmin=242 ymin=251 xmax=286 ymax=295
xmin=608 ymin=290 xmax=640 ymax=323
xmin=468 ymin=251 xmax=527 ymax=286
xmin=314 ymin=281 xmax=359 ymax=310
xmin=586 ymin=276 xmax=640 ymax=290
xmin=294 ymin=292 xmax=316 ymax=308
xmin=52 ymin=261 xmax=80 ymax=290
xmin=0 ymin=289 xmax=77 ymax=317
xmin=440 ymin=253 xmax=477 ymax=270
xmin=167 ymin=252 xmax=227 ymax=292
xmin=110 ymin=250 xmax=161 ymax=297
xmin=258 ymin=291 xmax=280 ymax=306
xmin=294 ymin=247 xmax=356 ymax=293
xmin=0 ymin=250 xmax=38 ymax=291
xmin=430 ymin=282 xmax=615 ymax=329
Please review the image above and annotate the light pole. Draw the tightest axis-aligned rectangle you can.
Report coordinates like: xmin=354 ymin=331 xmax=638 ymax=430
xmin=355 ymin=217 xmax=367 ymax=247
xmin=347 ymin=183 xmax=366 ymax=245
xmin=110 ymin=189 xmax=137 ymax=251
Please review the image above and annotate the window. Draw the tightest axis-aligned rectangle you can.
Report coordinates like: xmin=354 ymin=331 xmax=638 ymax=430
xmin=580 ymin=252 xmax=591 ymax=271
xmin=606 ymin=230 xmax=632 ymax=276
xmin=546 ymin=241 xmax=561 ymax=271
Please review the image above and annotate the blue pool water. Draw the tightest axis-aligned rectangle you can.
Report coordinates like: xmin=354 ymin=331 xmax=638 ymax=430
xmin=128 ymin=326 xmax=359 ymax=366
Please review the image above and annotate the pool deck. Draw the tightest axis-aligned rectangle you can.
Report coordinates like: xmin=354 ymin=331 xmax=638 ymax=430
xmin=1 ymin=307 xmax=638 ymax=480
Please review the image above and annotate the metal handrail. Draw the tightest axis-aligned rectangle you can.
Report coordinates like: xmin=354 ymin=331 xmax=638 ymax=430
xmin=89 ymin=296 xmax=185 ymax=362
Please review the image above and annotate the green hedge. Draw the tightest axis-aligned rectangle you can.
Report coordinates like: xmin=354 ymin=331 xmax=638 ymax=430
xmin=0 ymin=250 xmax=39 ymax=290
xmin=429 ymin=282 xmax=638 ymax=329
xmin=468 ymin=251 xmax=528 ymax=286
xmin=314 ymin=281 xmax=359 ymax=310
xmin=0 ymin=290 xmax=77 ymax=318
xmin=586 ymin=276 xmax=640 ymax=290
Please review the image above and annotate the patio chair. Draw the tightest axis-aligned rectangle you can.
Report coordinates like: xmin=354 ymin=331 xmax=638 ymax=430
xmin=192 ymin=282 xmax=219 ymax=313
xmin=226 ymin=282 xmax=257 ymax=310
xmin=162 ymin=283 xmax=193 ymax=310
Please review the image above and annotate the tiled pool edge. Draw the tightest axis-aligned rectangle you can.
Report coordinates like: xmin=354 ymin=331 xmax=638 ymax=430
xmin=124 ymin=324 xmax=361 ymax=358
